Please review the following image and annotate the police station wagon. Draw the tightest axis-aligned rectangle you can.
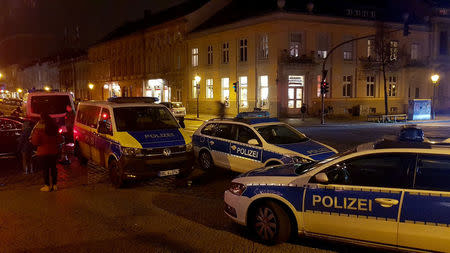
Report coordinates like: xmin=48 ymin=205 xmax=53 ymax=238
xmin=192 ymin=115 xmax=337 ymax=173
xmin=224 ymin=146 xmax=450 ymax=252
xmin=74 ymin=97 xmax=193 ymax=188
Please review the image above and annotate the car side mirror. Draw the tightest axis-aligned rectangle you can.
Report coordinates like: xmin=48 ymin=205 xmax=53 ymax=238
xmin=247 ymin=139 xmax=259 ymax=146
xmin=314 ymin=172 xmax=329 ymax=184
xmin=98 ymin=121 xmax=112 ymax=135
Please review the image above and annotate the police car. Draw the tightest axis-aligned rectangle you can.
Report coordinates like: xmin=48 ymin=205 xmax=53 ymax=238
xmin=192 ymin=112 xmax=337 ymax=173
xmin=224 ymin=144 xmax=450 ymax=252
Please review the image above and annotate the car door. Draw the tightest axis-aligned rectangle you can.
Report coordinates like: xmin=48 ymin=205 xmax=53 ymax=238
xmin=0 ymin=119 xmax=21 ymax=155
xmin=76 ymin=105 xmax=101 ymax=161
xmin=398 ymin=154 xmax=450 ymax=252
xmin=228 ymin=125 xmax=263 ymax=172
xmin=303 ymin=153 xmax=415 ymax=246
xmin=208 ymin=123 xmax=234 ymax=169
xmin=92 ymin=107 xmax=112 ymax=167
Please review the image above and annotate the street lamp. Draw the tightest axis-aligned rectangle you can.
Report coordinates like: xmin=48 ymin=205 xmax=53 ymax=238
xmin=194 ymin=75 xmax=201 ymax=118
xmin=88 ymin=83 xmax=94 ymax=100
xmin=44 ymin=86 xmax=51 ymax=91
xmin=0 ymin=73 xmax=3 ymax=79
xmin=431 ymin=74 xmax=440 ymax=120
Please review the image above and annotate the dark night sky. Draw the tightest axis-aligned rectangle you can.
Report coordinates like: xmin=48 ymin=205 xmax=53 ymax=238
xmin=0 ymin=0 xmax=186 ymax=66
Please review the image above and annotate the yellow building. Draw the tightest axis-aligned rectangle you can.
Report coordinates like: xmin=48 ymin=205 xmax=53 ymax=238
xmin=186 ymin=1 xmax=440 ymax=117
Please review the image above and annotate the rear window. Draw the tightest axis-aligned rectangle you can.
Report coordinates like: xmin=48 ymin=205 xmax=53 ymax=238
xmin=30 ymin=95 xmax=71 ymax=115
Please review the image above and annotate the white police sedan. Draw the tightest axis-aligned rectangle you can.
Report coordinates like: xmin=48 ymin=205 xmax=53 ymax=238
xmin=192 ymin=114 xmax=337 ymax=173
xmin=224 ymin=145 xmax=450 ymax=252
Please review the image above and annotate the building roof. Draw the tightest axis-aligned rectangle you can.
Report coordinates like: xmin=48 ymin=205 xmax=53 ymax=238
xmin=193 ymin=0 xmax=433 ymax=33
xmin=96 ymin=0 xmax=210 ymax=45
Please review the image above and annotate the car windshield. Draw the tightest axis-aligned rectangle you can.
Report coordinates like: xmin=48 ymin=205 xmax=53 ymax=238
xmin=31 ymin=95 xmax=71 ymax=114
xmin=114 ymin=106 xmax=179 ymax=131
xmin=172 ymin=102 xmax=183 ymax=108
xmin=255 ymin=124 xmax=308 ymax=144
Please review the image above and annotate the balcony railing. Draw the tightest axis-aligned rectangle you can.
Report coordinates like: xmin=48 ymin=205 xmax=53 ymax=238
xmin=279 ymin=50 xmax=318 ymax=65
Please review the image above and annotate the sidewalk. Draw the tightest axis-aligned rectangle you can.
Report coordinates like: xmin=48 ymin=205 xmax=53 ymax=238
xmin=184 ymin=113 xmax=450 ymax=127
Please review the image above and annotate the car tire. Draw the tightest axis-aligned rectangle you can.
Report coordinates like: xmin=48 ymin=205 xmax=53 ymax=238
xmin=74 ymin=142 xmax=87 ymax=165
xmin=250 ymin=200 xmax=292 ymax=244
xmin=108 ymin=159 xmax=124 ymax=188
xmin=199 ymin=150 xmax=214 ymax=171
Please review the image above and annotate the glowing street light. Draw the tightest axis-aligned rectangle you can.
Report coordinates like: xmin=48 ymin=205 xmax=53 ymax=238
xmin=17 ymin=88 xmax=23 ymax=93
xmin=44 ymin=86 xmax=51 ymax=91
xmin=88 ymin=83 xmax=94 ymax=90
xmin=88 ymin=83 xmax=94 ymax=100
xmin=194 ymin=75 xmax=201 ymax=118
xmin=430 ymin=74 xmax=440 ymax=120
xmin=0 ymin=73 xmax=3 ymax=79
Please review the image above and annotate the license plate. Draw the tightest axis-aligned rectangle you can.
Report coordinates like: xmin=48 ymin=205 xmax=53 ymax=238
xmin=158 ymin=169 xmax=180 ymax=177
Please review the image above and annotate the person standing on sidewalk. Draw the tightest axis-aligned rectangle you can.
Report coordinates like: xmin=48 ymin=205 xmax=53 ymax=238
xmin=60 ymin=105 xmax=75 ymax=165
xmin=17 ymin=119 xmax=36 ymax=174
xmin=30 ymin=112 xmax=64 ymax=192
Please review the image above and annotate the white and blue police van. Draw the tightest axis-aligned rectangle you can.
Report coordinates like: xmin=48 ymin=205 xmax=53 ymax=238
xmin=192 ymin=112 xmax=337 ymax=172
xmin=224 ymin=144 xmax=450 ymax=252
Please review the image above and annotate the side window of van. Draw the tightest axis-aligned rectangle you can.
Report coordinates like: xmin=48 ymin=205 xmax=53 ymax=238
xmin=99 ymin=108 xmax=112 ymax=131
xmin=77 ymin=105 xmax=100 ymax=129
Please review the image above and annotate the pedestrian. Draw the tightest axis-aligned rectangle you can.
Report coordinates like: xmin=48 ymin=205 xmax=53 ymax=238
xmin=30 ymin=112 xmax=64 ymax=192
xmin=17 ymin=119 xmax=35 ymax=174
xmin=217 ymin=101 xmax=225 ymax=119
xmin=60 ymin=105 xmax=75 ymax=165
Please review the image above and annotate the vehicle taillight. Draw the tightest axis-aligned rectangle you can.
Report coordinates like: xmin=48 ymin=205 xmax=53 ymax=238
xmin=58 ymin=128 xmax=63 ymax=134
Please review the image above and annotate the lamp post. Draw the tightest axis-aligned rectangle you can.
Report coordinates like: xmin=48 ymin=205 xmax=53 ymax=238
xmin=194 ymin=75 xmax=201 ymax=118
xmin=431 ymin=74 xmax=440 ymax=120
xmin=88 ymin=83 xmax=94 ymax=100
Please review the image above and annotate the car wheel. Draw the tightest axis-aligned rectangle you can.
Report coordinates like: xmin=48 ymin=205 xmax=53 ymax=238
xmin=250 ymin=200 xmax=292 ymax=244
xmin=108 ymin=159 xmax=123 ymax=188
xmin=199 ymin=151 xmax=213 ymax=171
xmin=74 ymin=142 xmax=87 ymax=165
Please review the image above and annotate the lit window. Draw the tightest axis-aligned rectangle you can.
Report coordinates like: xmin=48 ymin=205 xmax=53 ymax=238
xmin=342 ymin=75 xmax=352 ymax=97
xmin=411 ymin=43 xmax=419 ymax=60
xmin=258 ymin=35 xmax=269 ymax=59
xmin=239 ymin=39 xmax=248 ymax=62
xmin=317 ymin=50 xmax=327 ymax=59
xmin=366 ymin=76 xmax=375 ymax=97
xmin=317 ymin=33 xmax=328 ymax=59
xmin=222 ymin=42 xmax=229 ymax=64
xmin=207 ymin=45 xmax=213 ymax=65
xmin=192 ymin=48 xmax=199 ymax=67
xmin=388 ymin=76 xmax=397 ymax=96
xmin=344 ymin=51 xmax=353 ymax=60
xmin=390 ymin=41 xmax=398 ymax=61
xmin=206 ymin=78 xmax=213 ymax=99
xmin=221 ymin=78 xmax=230 ymax=107
xmin=367 ymin=39 xmax=375 ymax=57
xmin=289 ymin=33 xmax=302 ymax=57
xmin=239 ymin=76 xmax=248 ymax=107
xmin=259 ymin=75 xmax=269 ymax=109
xmin=343 ymin=35 xmax=353 ymax=60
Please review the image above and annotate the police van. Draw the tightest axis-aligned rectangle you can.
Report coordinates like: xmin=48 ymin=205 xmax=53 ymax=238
xmin=192 ymin=112 xmax=337 ymax=173
xmin=74 ymin=97 xmax=193 ymax=187
xmin=224 ymin=144 xmax=450 ymax=252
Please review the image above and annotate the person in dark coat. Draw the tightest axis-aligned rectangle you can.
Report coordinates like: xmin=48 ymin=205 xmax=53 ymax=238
xmin=17 ymin=119 xmax=35 ymax=174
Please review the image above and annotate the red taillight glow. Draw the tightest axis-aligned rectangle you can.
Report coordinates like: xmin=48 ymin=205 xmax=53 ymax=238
xmin=58 ymin=128 xmax=63 ymax=134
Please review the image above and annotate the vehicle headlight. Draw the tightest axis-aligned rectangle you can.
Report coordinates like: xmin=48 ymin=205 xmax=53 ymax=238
xmin=122 ymin=147 xmax=143 ymax=157
xmin=229 ymin=182 xmax=247 ymax=196
xmin=185 ymin=142 xmax=193 ymax=152
xmin=291 ymin=156 xmax=311 ymax=164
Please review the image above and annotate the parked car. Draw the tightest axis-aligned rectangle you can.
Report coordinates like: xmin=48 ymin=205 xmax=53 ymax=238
xmin=159 ymin=102 xmax=186 ymax=118
xmin=0 ymin=117 xmax=23 ymax=157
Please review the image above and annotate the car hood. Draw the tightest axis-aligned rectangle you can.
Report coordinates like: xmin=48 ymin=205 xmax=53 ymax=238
xmin=275 ymin=140 xmax=336 ymax=161
xmin=127 ymin=129 xmax=186 ymax=148
xmin=238 ymin=163 xmax=299 ymax=178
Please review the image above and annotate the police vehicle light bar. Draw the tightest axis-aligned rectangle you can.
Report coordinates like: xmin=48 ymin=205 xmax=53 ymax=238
xmin=107 ymin=97 xmax=159 ymax=103
xmin=236 ymin=111 xmax=270 ymax=119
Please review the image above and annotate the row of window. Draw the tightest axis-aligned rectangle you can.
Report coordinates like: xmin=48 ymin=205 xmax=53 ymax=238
xmin=191 ymin=36 xmax=421 ymax=67
xmin=191 ymin=75 xmax=269 ymax=109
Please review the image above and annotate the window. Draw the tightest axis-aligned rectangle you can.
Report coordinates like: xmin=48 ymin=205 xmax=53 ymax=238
xmin=366 ymin=76 xmax=375 ymax=97
xmin=390 ymin=41 xmax=398 ymax=61
xmin=289 ymin=33 xmax=302 ymax=57
xmin=415 ymin=155 xmax=450 ymax=191
xmin=192 ymin=80 xmax=198 ymax=99
xmin=317 ymin=33 xmax=328 ymax=59
xmin=201 ymin=123 xmax=217 ymax=136
xmin=288 ymin=75 xmax=304 ymax=108
xmin=239 ymin=39 xmax=248 ymax=62
xmin=222 ymin=42 xmax=229 ymax=63
xmin=343 ymin=35 xmax=353 ymax=60
xmin=206 ymin=78 xmax=213 ymax=99
xmin=439 ymin=31 xmax=448 ymax=55
xmin=415 ymin=87 xmax=420 ymax=98
xmin=367 ymin=39 xmax=375 ymax=57
xmin=239 ymin=76 xmax=248 ymax=108
xmin=214 ymin=123 xmax=234 ymax=140
xmin=192 ymin=48 xmax=199 ymax=67
xmin=207 ymin=45 xmax=213 ymax=65
xmin=258 ymin=34 xmax=269 ymax=59
xmin=114 ymin=107 xmax=179 ymax=132
xmin=342 ymin=75 xmax=352 ymax=97
xmin=99 ymin=108 xmax=112 ymax=132
xmin=236 ymin=125 xmax=260 ymax=145
xmin=221 ymin=78 xmax=230 ymax=107
xmin=259 ymin=75 xmax=269 ymax=109
xmin=411 ymin=43 xmax=419 ymax=60
xmin=76 ymin=105 xmax=101 ymax=129
xmin=388 ymin=76 xmax=397 ymax=96
xmin=323 ymin=154 xmax=414 ymax=188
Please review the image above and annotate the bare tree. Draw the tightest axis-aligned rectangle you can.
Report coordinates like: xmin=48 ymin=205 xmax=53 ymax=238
xmin=361 ymin=23 xmax=401 ymax=115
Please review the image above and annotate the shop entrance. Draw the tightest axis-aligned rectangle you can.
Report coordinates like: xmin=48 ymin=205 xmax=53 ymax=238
xmin=145 ymin=79 xmax=171 ymax=102
xmin=287 ymin=75 xmax=304 ymax=115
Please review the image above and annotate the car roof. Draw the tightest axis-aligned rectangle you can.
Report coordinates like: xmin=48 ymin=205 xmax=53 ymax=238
xmin=206 ymin=117 xmax=281 ymax=126
xmin=28 ymin=92 xmax=72 ymax=96
xmin=78 ymin=100 xmax=165 ymax=108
